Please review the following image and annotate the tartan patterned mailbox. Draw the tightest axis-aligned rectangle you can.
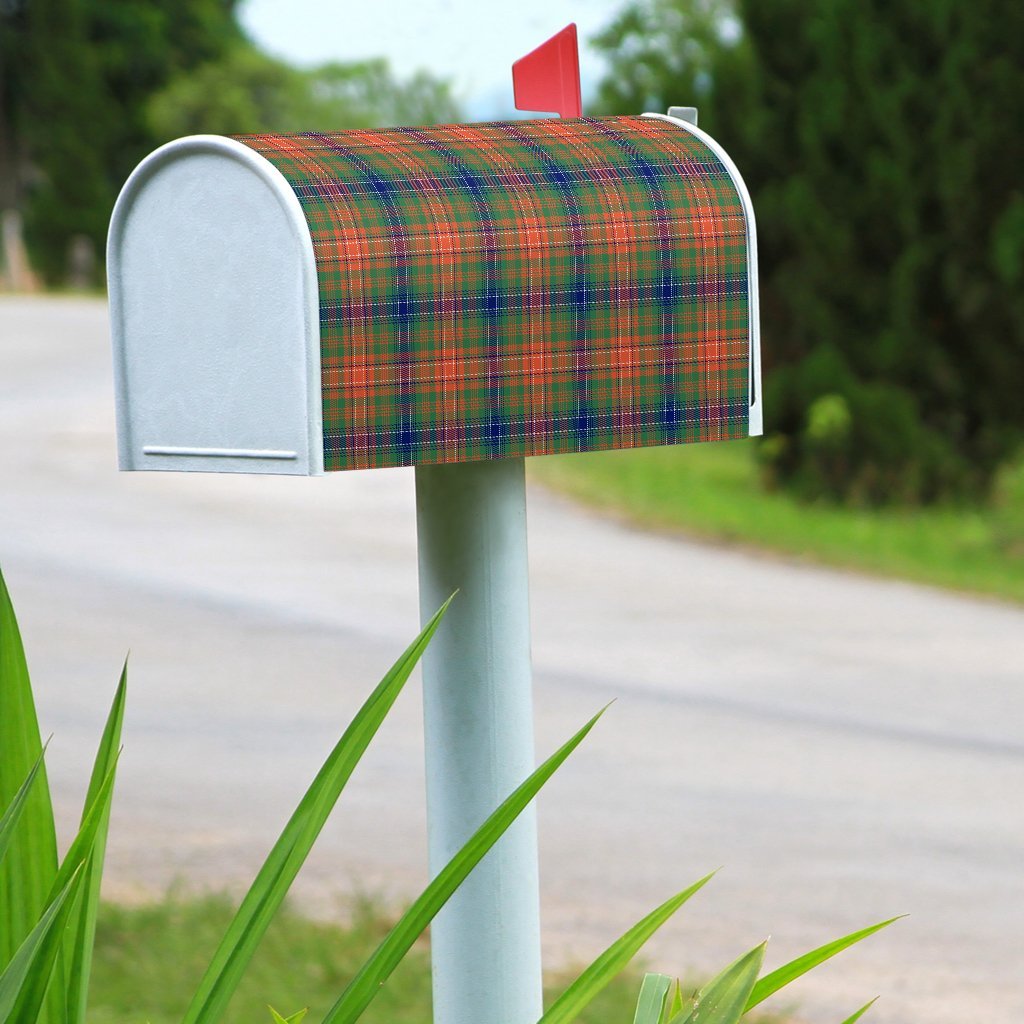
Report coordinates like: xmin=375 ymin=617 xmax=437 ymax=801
xmin=108 ymin=112 xmax=760 ymax=476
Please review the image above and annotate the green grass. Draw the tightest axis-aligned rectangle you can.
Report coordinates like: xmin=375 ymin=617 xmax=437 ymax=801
xmin=88 ymin=895 xmax=431 ymax=1024
xmin=86 ymin=895 xmax=646 ymax=1024
xmin=530 ymin=441 xmax=1024 ymax=604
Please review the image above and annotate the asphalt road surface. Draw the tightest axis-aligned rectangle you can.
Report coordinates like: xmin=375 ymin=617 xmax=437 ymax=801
xmin=1 ymin=297 xmax=1022 ymax=1023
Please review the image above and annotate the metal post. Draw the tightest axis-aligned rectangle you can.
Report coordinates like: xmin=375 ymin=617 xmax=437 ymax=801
xmin=415 ymin=457 xmax=542 ymax=1024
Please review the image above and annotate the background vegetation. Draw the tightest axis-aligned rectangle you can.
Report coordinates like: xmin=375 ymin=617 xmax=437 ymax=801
xmin=1 ymin=4 xmax=977 ymax=1015
xmin=0 ymin=0 xmax=462 ymax=286
xmin=593 ymin=0 xmax=1024 ymax=506
xmin=532 ymin=441 xmax=1024 ymax=602
xmin=2 ymin=0 xmax=1021 ymax=569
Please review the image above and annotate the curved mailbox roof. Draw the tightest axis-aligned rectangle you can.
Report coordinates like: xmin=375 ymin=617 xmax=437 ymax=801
xmin=109 ymin=114 xmax=758 ymax=475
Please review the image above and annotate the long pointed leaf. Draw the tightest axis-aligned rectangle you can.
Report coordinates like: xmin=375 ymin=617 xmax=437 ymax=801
xmin=321 ymin=708 xmax=607 ymax=1024
xmin=0 ymin=868 xmax=84 ymax=1024
xmin=671 ymin=943 xmax=765 ymax=1024
xmin=0 ymin=750 xmax=46 ymax=869
xmin=48 ymin=763 xmax=119 ymax=904
xmin=0 ymin=568 xmax=59 ymax=1003
xmin=12 ymin=762 xmax=118 ymax=1022
xmin=66 ymin=663 xmax=127 ymax=1024
xmin=666 ymin=980 xmax=684 ymax=1021
xmin=840 ymin=997 xmax=878 ymax=1023
xmin=745 ymin=918 xmax=902 ymax=1012
xmin=269 ymin=1009 xmax=308 ymax=1024
xmin=183 ymin=598 xmax=453 ymax=1024
xmin=633 ymin=974 xmax=671 ymax=1024
xmin=540 ymin=873 xmax=715 ymax=1024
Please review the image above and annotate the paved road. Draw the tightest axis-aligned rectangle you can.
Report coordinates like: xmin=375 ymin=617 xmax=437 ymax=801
xmin=1 ymin=297 xmax=1022 ymax=1023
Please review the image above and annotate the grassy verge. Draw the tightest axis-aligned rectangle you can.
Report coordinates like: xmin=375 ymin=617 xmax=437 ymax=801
xmin=530 ymin=440 xmax=1024 ymax=604
xmin=87 ymin=895 xmax=645 ymax=1024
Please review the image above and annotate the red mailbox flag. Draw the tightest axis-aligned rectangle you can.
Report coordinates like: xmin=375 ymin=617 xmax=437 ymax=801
xmin=512 ymin=24 xmax=582 ymax=118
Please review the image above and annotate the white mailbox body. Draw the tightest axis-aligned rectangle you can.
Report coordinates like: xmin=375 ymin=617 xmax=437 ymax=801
xmin=109 ymin=114 xmax=760 ymax=478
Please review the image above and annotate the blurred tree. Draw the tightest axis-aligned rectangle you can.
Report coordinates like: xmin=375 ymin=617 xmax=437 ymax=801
xmin=1 ymin=0 xmax=242 ymax=284
xmin=0 ymin=0 xmax=28 ymax=214
xmin=147 ymin=46 xmax=463 ymax=140
xmin=300 ymin=59 xmax=464 ymax=129
xmin=0 ymin=0 xmax=463 ymax=287
xmin=145 ymin=45 xmax=312 ymax=140
xmin=594 ymin=0 xmax=1024 ymax=504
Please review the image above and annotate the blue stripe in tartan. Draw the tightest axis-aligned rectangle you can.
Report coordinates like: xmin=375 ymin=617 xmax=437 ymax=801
xmin=502 ymin=121 xmax=595 ymax=447
xmin=304 ymin=130 xmax=422 ymax=464
xmin=582 ymin=120 xmax=687 ymax=435
xmin=287 ymin=160 xmax=729 ymax=202
xmin=397 ymin=125 xmax=512 ymax=454
xmin=321 ymin=399 xmax=750 ymax=463
xmin=317 ymin=275 xmax=750 ymax=325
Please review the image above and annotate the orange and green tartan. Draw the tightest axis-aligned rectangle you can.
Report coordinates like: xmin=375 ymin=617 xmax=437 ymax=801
xmin=235 ymin=116 xmax=752 ymax=471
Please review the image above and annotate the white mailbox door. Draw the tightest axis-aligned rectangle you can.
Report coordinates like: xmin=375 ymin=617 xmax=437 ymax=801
xmin=108 ymin=137 xmax=323 ymax=475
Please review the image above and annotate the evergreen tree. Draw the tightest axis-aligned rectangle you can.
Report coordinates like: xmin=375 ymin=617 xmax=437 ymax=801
xmin=0 ymin=1 xmax=463 ymax=287
xmin=595 ymin=0 xmax=1024 ymax=503
xmin=1 ymin=0 xmax=241 ymax=284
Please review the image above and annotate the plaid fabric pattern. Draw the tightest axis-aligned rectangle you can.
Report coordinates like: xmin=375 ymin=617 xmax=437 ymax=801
xmin=235 ymin=116 xmax=751 ymax=471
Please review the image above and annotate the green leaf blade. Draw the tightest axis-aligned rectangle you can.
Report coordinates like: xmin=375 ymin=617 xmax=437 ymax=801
xmin=0 ymin=868 xmax=85 ymax=1024
xmin=840 ymin=997 xmax=878 ymax=1024
xmin=539 ymin=873 xmax=714 ymax=1024
xmin=0 ymin=751 xmax=46 ymax=870
xmin=321 ymin=708 xmax=606 ymax=1024
xmin=0 ymin=567 xmax=60 ymax=1024
xmin=745 ymin=918 xmax=902 ymax=1012
xmin=12 ymin=762 xmax=119 ymax=1024
xmin=666 ymin=979 xmax=684 ymax=1020
xmin=269 ymin=1008 xmax=308 ymax=1024
xmin=66 ymin=663 xmax=127 ymax=1024
xmin=183 ymin=598 xmax=453 ymax=1024
xmin=671 ymin=943 xmax=765 ymax=1024
xmin=633 ymin=973 xmax=672 ymax=1024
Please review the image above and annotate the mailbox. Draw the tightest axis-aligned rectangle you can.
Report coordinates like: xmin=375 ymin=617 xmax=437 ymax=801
xmin=106 ymin=67 xmax=766 ymax=1024
xmin=108 ymin=112 xmax=760 ymax=476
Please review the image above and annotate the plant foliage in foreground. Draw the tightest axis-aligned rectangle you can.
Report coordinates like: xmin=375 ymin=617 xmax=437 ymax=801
xmin=630 ymin=964 xmax=879 ymax=1024
xmin=0 ymin=568 xmax=599 ymax=1024
xmin=0 ymin=565 xmax=898 ymax=1023
xmin=620 ymin=916 xmax=897 ymax=1024
xmin=535 ymin=901 xmax=898 ymax=1024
